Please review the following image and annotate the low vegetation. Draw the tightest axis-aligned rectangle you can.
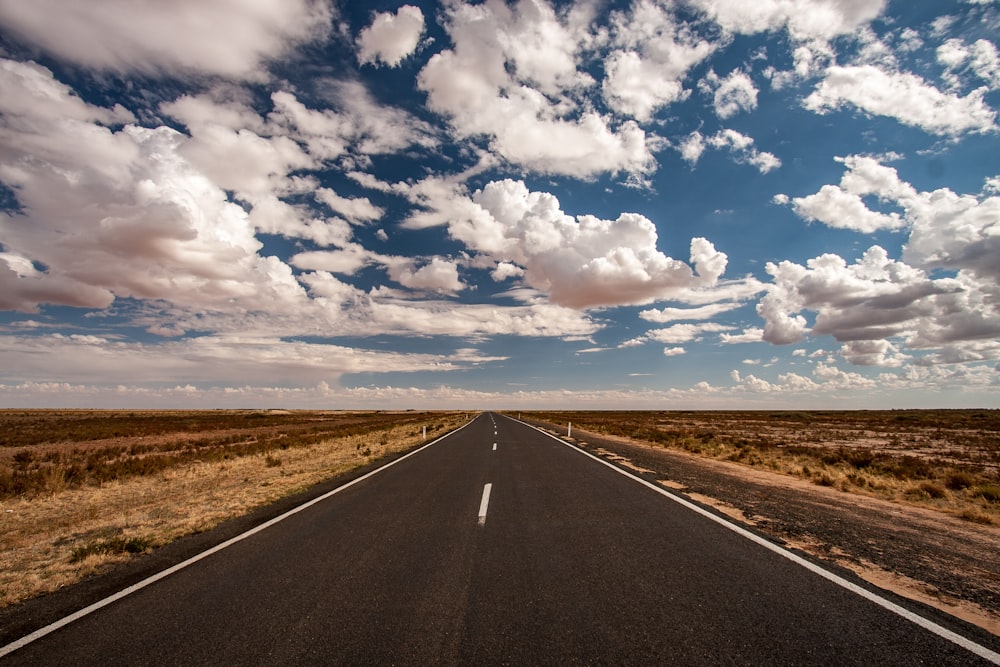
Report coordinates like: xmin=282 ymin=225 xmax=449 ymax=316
xmin=0 ymin=410 xmax=466 ymax=607
xmin=519 ymin=410 xmax=1000 ymax=524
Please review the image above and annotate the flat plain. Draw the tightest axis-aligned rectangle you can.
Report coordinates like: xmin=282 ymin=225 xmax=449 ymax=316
xmin=519 ymin=409 xmax=1000 ymax=635
xmin=0 ymin=409 xmax=466 ymax=607
xmin=520 ymin=410 xmax=1000 ymax=521
xmin=2 ymin=408 xmax=999 ymax=639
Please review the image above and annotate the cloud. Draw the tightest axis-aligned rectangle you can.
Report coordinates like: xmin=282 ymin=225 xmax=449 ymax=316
xmin=361 ymin=299 xmax=600 ymax=339
xmin=357 ymin=5 xmax=425 ymax=67
xmin=315 ymin=188 xmax=384 ymax=224
xmin=663 ymin=346 xmax=686 ymax=356
xmin=720 ymin=327 xmax=765 ymax=344
xmin=938 ymin=38 xmax=1000 ymax=90
xmin=407 ymin=178 xmax=732 ymax=308
xmin=678 ymin=132 xmax=706 ymax=164
xmin=790 ymin=184 xmax=904 ymax=233
xmin=683 ymin=129 xmax=781 ymax=173
xmin=492 ymin=262 xmax=525 ymax=281
xmin=785 ymin=155 xmax=909 ymax=232
xmin=688 ymin=0 xmax=887 ymax=41
xmin=700 ymin=69 xmax=759 ymax=119
xmin=757 ymin=242 xmax=999 ymax=366
xmin=0 ymin=0 xmax=333 ymax=79
xmin=788 ymin=155 xmax=1000 ymax=288
xmin=276 ymin=81 xmax=438 ymax=157
xmin=295 ymin=248 xmax=467 ymax=295
xmin=839 ymin=339 xmax=909 ymax=367
xmin=903 ymin=188 xmax=1000 ymax=287
xmin=639 ymin=302 xmax=744 ymax=323
xmin=391 ymin=257 xmax=466 ymax=294
xmin=249 ymin=197 xmax=355 ymax=248
xmin=2 ymin=362 xmax=994 ymax=410
xmin=0 ymin=60 xmax=306 ymax=313
xmin=0 ymin=332 xmax=490 ymax=388
xmin=707 ymin=130 xmax=781 ymax=173
xmin=416 ymin=0 xmax=655 ymax=178
xmin=291 ymin=248 xmax=371 ymax=275
xmin=163 ymin=93 xmax=315 ymax=200
xmin=601 ymin=0 xmax=716 ymax=122
xmin=647 ymin=322 xmax=733 ymax=344
xmin=759 ymin=245 xmax=949 ymax=344
xmin=161 ymin=84 xmax=433 ymax=244
xmin=1 ymin=59 xmax=550 ymax=341
xmin=804 ymin=65 xmax=997 ymax=136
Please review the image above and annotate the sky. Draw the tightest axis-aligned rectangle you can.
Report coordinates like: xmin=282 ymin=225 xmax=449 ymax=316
xmin=0 ymin=0 xmax=998 ymax=410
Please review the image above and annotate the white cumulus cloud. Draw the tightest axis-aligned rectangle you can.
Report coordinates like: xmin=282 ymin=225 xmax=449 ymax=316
xmin=601 ymin=0 xmax=716 ymax=122
xmin=804 ymin=65 xmax=997 ymax=136
xmin=0 ymin=0 xmax=333 ymax=79
xmin=700 ymin=69 xmax=759 ymax=119
xmin=689 ymin=0 xmax=887 ymax=41
xmin=414 ymin=179 xmax=733 ymax=309
xmin=0 ymin=59 xmax=306 ymax=314
xmin=684 ymin=129 xmax=781 ymax=173
xmin=416 ymin=0 xmax=655 ymax=178
xmin=357 ymin=5 xmax=426 ymax=67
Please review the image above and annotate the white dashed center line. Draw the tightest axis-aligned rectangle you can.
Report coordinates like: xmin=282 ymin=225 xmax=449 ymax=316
xmin=478 ymin=483 xmax=492 ymax=527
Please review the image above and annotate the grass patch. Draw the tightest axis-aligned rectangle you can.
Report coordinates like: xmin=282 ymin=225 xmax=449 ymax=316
xmin=0 ymin=410 xmax=459 ymax=499
xmin=974 ymin=484 xmax=1000 ymax=503
xmin=917 ymin=481 xmax=948 ymax=499
xmin=70 ymin=536 xmax=152 ymax=563
xmin=0 ymin=410 xmax=467 ymax=607
xmin=945 ymin=471 xmax=976 ymax=490
xmin=516 ymin=409 xmax=1000 ymax=521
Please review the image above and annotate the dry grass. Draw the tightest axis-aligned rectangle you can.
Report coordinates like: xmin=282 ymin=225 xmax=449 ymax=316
xmin=520 ymin=410 xmax=1000 ymax=523
xmin=0 ymin=410 xmax=466 ymax=607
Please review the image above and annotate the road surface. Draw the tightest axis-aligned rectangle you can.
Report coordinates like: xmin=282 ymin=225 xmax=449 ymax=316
xmin=2 ymin=413 xmax=998 ymax=665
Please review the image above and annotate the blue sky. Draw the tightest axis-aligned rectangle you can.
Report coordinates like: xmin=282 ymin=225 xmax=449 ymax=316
xmin=0 ymin=0 xmax=998 ymax=409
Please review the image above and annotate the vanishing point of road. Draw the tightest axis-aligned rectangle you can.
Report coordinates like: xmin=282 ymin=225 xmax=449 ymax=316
xmin=2 ymin=413 xmax=998 ymax=665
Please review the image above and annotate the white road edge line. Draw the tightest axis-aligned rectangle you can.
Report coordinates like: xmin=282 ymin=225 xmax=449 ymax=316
xmin=492 ymin=442 xmax=497 ymax=451
xmin=0 ymin=416 xmax=481 ymax=660
xmin=508 ymin=415 xmax=1000 ymax=666
xmin=478 ymin=483 xmax=493 ymax=527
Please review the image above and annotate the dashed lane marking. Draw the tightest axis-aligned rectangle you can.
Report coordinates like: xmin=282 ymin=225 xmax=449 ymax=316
xmin=478 ymin=483 xmax=493 ymax=527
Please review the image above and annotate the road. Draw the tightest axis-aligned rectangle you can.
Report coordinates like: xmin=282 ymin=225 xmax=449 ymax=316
xmin=2 ymin=412 xmax=998 ymax=665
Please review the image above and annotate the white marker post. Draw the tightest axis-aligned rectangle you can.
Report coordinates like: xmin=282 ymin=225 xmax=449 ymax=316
xmin=422 ymin=426 xmax=427 ymax=440
xmin=568 ymin=422 xmax=572 ymax=438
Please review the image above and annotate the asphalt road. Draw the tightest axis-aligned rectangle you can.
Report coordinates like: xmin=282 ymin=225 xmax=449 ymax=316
xmin=2 ymin=413 xmax=998 ymax=665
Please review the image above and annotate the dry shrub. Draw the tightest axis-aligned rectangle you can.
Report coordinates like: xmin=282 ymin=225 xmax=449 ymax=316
xmin=0 ymin=411 xmax=466 ymax=607
xmin=918 ymin=481 xmax=948 ymax=499
xmin=945 ymin=471 xmax=976 ymax=490
xmin=518 ymin=409 xmax=1000 ymax=520
xmin=974 ymin=484 xmax=1000 ymax=503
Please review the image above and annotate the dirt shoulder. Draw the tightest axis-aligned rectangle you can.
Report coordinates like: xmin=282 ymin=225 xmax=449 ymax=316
xmin=527 ymin=419 xmax=1000 ymax=639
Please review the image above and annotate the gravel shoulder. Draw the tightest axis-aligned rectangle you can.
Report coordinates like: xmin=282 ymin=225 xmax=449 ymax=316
xmin=527 ymin=419 xmax=1000 ymax=639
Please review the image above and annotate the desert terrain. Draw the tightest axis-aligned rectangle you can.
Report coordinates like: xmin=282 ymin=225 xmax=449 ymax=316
xmin=0 ymin=410 xmax=467 ymax=607
xmin=2 ymin=408 xmax=998 ymax=639
xmin=519 ymin=410 xmax=1000 ymax=636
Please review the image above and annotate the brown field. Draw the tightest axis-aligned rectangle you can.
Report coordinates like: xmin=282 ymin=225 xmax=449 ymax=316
xmin=0 ymin=409 xmax=467 ymax=607
xmin=517 ymin=409 xmax=1000 ymax=635
xmin=518 ymin=410 xmax=1000 ymax=523
xmin=3 ymin=408 xmax=999 ymax=632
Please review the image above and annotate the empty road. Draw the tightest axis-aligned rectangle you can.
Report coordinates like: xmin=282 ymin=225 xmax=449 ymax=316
xmin=3 ymin=413 xmax=998 ymax=665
